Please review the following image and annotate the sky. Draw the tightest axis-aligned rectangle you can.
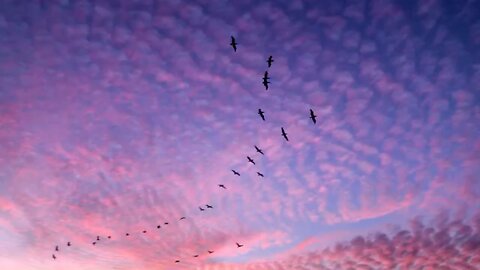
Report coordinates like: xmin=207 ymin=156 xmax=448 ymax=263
xmin=0 ymin=0 xmax=480 ymax=269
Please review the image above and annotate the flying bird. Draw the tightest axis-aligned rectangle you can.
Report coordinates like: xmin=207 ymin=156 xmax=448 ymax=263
xmin=164 ymin=222 xmax=169 ymax=225
xmin=267 ymin=55 xmax=274 ymax=67
xmin=230 ymin=36 xmax=237 ymax=52
xmin=96 ymin=236 xmax=100 ymax=241
xmin=199 ymin=206 xmax=205 ymax=211
xmin=179 ymin=217 xmax=186 ymax=220
xmin=257 ymin=172 xmax=264 ymax=177
xmin=175 ymin=260 xmax=180 ymax=263
xmin=193 ymin=255 xmax=199 ymax=258
xmin=208 ymin=250 xmax=214 ymax=254
xmin=107 ymin=236 xmax=111 ymax=239
xmin=92 ymin=242 xmax=96 ymax=245
xmin=55 ymin=245 xmax=59 ymax=252
xmin=254 ymin=145 xmax=264 ymax=155
xmin=281 ymin=127 xmax=289 ymax=142
xmin=232 ymin=169 xmax=240 ymax=176
xmin=258 ymin=109 xmax=266 ymax=121
xmin=52 ymin=254 xmax=56 ymax=260
xmin=125 ymin=233 xmax=130 ymax=236
xmin=143 ymin=230 xmax=147 ymax=233
xmin=262 ymin=71 xmax=270 ymax=90
xmin=219 ymin=184 xmax=227 ymax=189
xmin=309 ymin=109 xmax=317 ymax=124
xmin=247 ymin=156 xmax=256 ymax=165
xmin=236 ymin=242 xmax=244 ymax=248
xmin=206 ymin=204 xmax=214 ymax=209
xmin=67 ymin=242 xmax=71 ymax=247
xmin=262 ymin=80 xmax=270 ymax=90
xmin=157 ymin=225 xmax=161 ymax=229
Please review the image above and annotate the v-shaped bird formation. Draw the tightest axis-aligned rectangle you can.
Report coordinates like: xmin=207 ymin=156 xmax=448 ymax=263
xmin=51 ymin=35 xmax=318 ymax=266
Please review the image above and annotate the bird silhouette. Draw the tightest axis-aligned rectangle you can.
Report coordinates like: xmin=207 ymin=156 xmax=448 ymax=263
xmin=230 ymin=36 xmax=237 ymax=52
xmin=281 ymin=127 xmax=289 ymax=141
xmin=262 ymin=71 xmax=270 ymax=90
xmin=206 ymin=204 xmax=214 ymax=209
xmin=107 ymin=236 xmax=111 ymax=239
xmin=267 ymin=55 xmax=274 ymax=67
xmin=257 ymin=172 xmax=264 ymax=177
xmin=157 ymin=225 xmax=161 ymax=229
xmin=164 ymin=222 xmax=169 ymax=225
xmin=232 ymin=169 xmax=241 ymax=176
xmin=199 ymin=206 xmax=205 ymax=211
xmin=67 ymin=242 xmax=71 ymax=247
xmin=52 ymin=254 xmax=56 ymax=260
xmin=193 ymin=255 xmax=199 ymax=258
xmin=309 ymin=109 xmax=317 ymax=124
xmin=247 ymin=156 xmax=256 ymax=165
xmin=236 ymin=242 xmax=244 ymax=248
xmin=143 ymin=230 xmax=147 ymax=233
xmin=175 ymin=260 xmax=180 ymax=263
xmin=219 ymin=184 xmax=227 ymax=189
xmin=55 ymin=245 xmax=59 ymax=252
xmin=92 ymin=242 xmax=96 ymax=245
xmin=96 ymin=236 xmax=100 ymax=241
xmin=125 ymin=233 xmax=130 ymax=236
xmin=254 ymin=145 xmax=264 ymax=155
xmin=258 ymin=109 xmax=266 ymax=121
xmin=262 ymin=80 xmax=269 ymax=90
xmin=208 ymin=250 xmax=214 ymax=254
xmin=179 ymin=217 xmax=186 ymax=220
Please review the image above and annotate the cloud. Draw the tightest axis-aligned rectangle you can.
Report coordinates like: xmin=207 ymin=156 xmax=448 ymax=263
xmin=203 ymin=211 xmax=480 ymax=269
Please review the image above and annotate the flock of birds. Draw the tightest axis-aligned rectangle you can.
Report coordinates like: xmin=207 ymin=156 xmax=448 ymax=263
xmin=50 ymin=35 xmax=317 ymax=265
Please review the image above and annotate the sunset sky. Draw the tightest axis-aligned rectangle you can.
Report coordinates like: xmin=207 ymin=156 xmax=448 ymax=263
xmin=1 ymin=0 xmax=480 ymax=269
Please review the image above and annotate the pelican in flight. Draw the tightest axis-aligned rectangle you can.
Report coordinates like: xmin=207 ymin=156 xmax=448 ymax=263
xmin=230 ymin=36 xmax=238 ymax=52
xmin=309 ymin=109 xmax=317 ymax=124
xmin=254 ymin=145 xmax=264 ymax=155
xmin=258 ymin=109 xmax=266 ymax=121
xmin=281 ymin=127 xmax=289 ymax=141
xmin=262 ymin=71 xmax=270 ymax=90
xmin=267 ymin=55 xmax=274 ymax=67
